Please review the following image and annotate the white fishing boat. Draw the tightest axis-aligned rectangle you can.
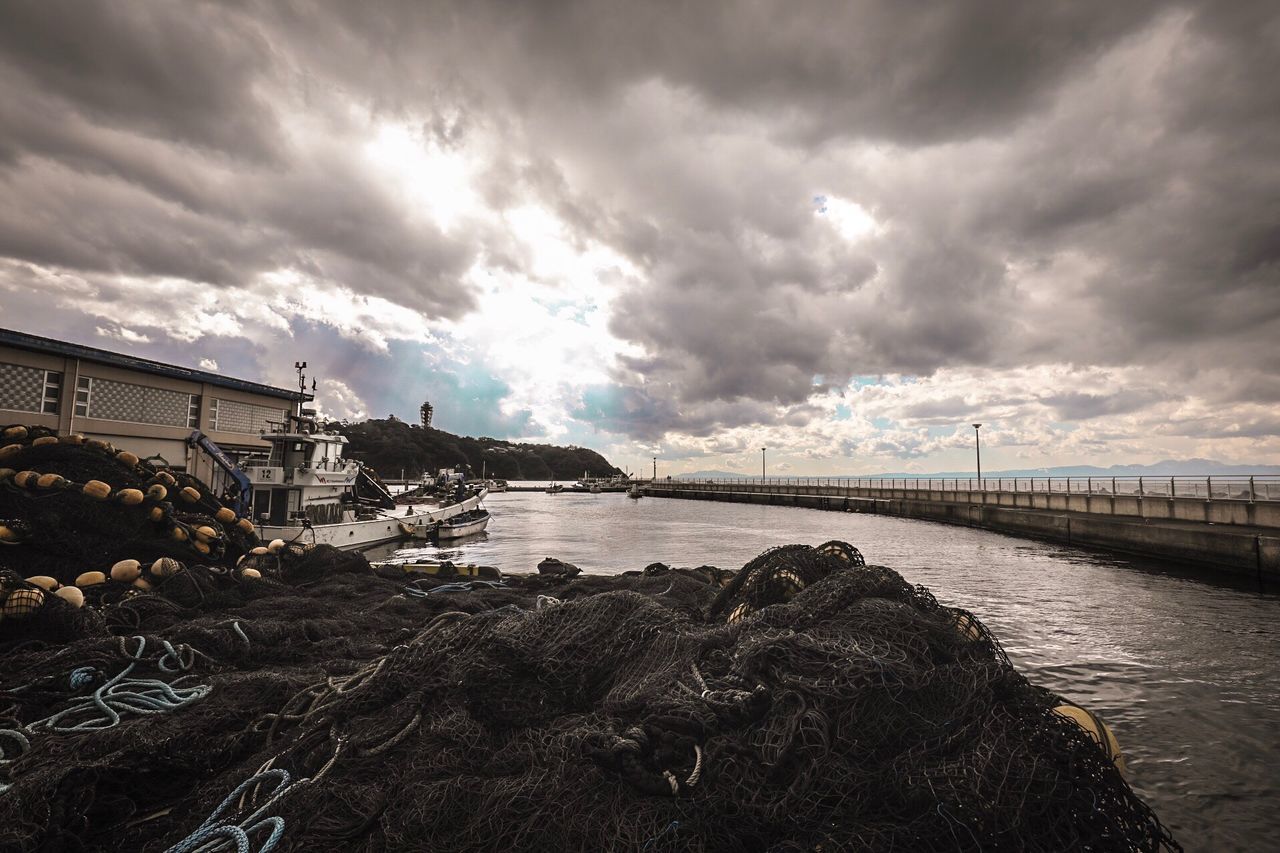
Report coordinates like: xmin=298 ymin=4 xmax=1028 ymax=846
xmin=435 ymin=508 xmax=491 ymax=540
xmin=628 ymin=483 xmax=644 ymax=499
xmin=243 ymin=414 xmax=486 ymax=550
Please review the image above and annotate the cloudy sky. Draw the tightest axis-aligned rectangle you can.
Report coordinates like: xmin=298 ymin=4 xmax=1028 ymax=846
xmin=1 ymin=1 xmax=1277 ymax=475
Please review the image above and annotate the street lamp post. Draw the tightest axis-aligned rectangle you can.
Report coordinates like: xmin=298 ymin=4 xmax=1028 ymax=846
xmin=652 ymin=456 xmax=657 ymax=481
xmin=761 ymin=447 xmax=767 ymax=481
xmin=972 ymin=424 xmax=983 ymax=488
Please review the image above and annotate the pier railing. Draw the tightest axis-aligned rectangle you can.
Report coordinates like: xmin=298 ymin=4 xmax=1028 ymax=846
xmin=672 ymin=475 xmax=1280 ymax=502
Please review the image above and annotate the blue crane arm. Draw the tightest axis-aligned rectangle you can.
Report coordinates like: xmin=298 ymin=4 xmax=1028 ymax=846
xmin=188 ymin=430 xmax=252 ymax=517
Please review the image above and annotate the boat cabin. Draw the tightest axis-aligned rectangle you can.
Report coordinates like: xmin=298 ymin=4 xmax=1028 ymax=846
xmin=242 ymin=423 xmax=359 ymax=527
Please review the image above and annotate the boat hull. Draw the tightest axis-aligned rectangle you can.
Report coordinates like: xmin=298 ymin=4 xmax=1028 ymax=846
xmin=436 ymin=512 xmax=490 ymax=540
xmin=258 ymin=489 xmax=488 ymax=550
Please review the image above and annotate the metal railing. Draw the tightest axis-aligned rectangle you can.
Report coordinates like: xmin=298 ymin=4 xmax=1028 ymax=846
xmin=667 ymin=475 xmax=1280 ymax=501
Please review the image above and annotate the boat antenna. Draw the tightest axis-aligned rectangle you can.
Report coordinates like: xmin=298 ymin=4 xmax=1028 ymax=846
xmin=294 ymin=361 xmax=307 ymax=418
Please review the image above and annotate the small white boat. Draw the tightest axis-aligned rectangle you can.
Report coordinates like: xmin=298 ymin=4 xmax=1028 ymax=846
xmin=545 ymin=483 xmax=564 ymax=494
xmin=628 ymin=484 xmax=644 ymax=499
xmin=436 ymin=508 xmax=490 ymax=540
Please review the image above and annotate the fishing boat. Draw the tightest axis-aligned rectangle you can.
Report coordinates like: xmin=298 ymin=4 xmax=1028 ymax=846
xmin=628 ymin=483 xmax=644 ymax=499
xmin=242 ymin=413 xmax=486 ymax=550
xmin=545 ymin=483 xmax=564 ymax=494
xmin=435 ymin=508 xmax=490 ymax=540
xmin=485 ymin=478 xmax=508 ymax=493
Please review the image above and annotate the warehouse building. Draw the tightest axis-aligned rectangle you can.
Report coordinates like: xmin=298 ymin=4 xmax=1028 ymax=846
xmin=0 ymin=328 xmax=306 ymax=484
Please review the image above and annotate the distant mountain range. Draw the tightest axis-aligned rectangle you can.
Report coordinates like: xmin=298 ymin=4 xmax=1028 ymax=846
xmin=679 ymin=459 xmax=1280 ymax=479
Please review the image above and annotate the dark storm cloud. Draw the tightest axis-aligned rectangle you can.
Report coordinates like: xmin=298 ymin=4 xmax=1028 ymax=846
xmin=0 ymin=1 xmax=281 ymax=159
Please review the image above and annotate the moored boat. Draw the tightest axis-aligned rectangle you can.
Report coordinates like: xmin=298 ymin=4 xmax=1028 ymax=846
xmin=435 ymin=508 xmax=491 ymax=540
xmin=243 ymin=413 xmax=486 ymax=550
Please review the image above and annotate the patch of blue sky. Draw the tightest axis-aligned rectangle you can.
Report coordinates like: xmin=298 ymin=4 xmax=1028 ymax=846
xmin=331 ymin=336 xmax=538 ymax=438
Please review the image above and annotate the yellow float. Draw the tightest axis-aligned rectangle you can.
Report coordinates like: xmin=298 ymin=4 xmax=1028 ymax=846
xmin=82 ymin=480 xmax=112 ymax=500
xmin=2 ymin=587 xmax=44 ymax=617
xmin=1053 ymin=704 xmax=1126 ymax=775
xmin=110 ymin=559 xmax=142 ymax=582
xmin=151 ymin=557 xmax=183 ymax=577
xmin=54 ymin=586 xmax=85 ymax=608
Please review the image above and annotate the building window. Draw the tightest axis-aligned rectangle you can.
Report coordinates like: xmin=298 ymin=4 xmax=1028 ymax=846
xmin=210 ymin=398 xmax=219 ymax=430
xmin=41 ymin=371 xmax=62 ymax=414
xmin=187 ymin=395 xmax=201 ymax=428
xmin=74 ymin=376 xmax=92 ymax=417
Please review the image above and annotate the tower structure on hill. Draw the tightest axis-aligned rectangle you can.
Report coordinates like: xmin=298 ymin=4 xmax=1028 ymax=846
xmin=420 ymin=401 xmax=433 ymax=429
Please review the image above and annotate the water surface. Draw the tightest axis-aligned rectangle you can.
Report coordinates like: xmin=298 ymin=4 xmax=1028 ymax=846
xmin=381 ymin=490 xmax=1280 ymax=851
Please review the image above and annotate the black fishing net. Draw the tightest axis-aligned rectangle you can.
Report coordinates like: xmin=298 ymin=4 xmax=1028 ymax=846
xmin=0 ymin=428 xmax=1181 ymax=852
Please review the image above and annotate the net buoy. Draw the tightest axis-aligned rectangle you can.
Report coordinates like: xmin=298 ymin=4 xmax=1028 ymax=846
xmin=194 ymin=525 xmax=218 ymax=542
xmin=117 ymin=488 xmax=144 ymax=505
xmin=2 ymin=587 xmax=44 ymax=617
xmin=953 ymin=612 xmax=984 ymax=642
xmin=0 ymin=525 xmax=22 ymax=544
xmin=180 ymin=486 xmax=202 ymax=504
xmin=1 ymin=426 xmax=27 ymax=440
xmin=149 ymin=506 xmax=167 ymax=522
xmin=215 ymin=507 xmax=237 ymax=524
xmin=192 ymin=540 xmax=211 ymax=555
xmin=75 ymin=571 xmax=107 ymax=587
xmin=14 ymin=471 xmax=37 ymax=488
xmin=237 ymin=518 xmax=255 ymax=534
xmin=58 ymin=433 xmax=85 ymax=445
xmin=31 ymin=436 xmax=58 ymax=447
xmin=116 ymin=451 xmax=139 ymax=467
xmin=250 ymin=546 xmax=270 ymax=556
xmin=268 ymin=539 xmax=286 ymax=553
xmin=133 ymin=576 xmax=153 ymax=590
xmin=54 ymin=586 xmax=85 ymax=608
xmin=146 ymin=484 xmax=168 ymax=501
xmin=36 ymin=473 xmax=66 ymax=489
xmin=110 ymin=559 xmax=142 ymax=582
xmin=83 ymin=480 xmax=112 ymax=500
xmin=0 ymin=468 xmax=14 ymax=482
xmin=1053 ymin=704 xmax=1126 ymax=775
xmin=241 ymin=568 xmax=262 ymax=580
xmin=151 ymin=557 xmax=182 ymax=577
xmin=0 ymin=444 xmax=22 ymax=460
xmin=171 ymin=526 xmax=189 ymax=542
xmin=87 ymin=438 xmax=113 ymax=452
xmin=157 ymin=472 xmax=176 ymax=486
xmin=24 ymin=576 xmax=59 ymax=590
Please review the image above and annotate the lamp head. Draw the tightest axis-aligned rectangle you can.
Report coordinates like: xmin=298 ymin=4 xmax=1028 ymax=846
xmin=972 ymin=423 xmax=982 ymax=430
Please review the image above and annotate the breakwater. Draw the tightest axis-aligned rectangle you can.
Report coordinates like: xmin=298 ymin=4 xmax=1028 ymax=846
xmin=646 ymin=480 xmax=1280 ymax=581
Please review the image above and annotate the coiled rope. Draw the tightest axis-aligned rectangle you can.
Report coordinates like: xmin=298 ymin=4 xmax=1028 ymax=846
xmin=29 ymin=636 xmax=211 ymax=732
xmin=165 ymin=738 xmax=344 ymax=853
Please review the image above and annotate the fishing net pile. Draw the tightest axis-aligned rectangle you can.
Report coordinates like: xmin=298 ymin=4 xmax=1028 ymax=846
xmin=0 ymin=430 xmax=1180 ymax=851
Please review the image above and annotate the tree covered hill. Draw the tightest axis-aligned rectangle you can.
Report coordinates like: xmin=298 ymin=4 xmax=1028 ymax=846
xmin=332 ymin=417 xmax=623 ymax=481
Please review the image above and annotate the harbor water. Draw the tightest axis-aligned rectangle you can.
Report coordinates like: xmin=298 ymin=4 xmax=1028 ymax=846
xmin=382 ymin=489 xmax=1280 ymax=852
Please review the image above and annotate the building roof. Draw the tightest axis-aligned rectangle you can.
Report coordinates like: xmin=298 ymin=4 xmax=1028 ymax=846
xmin=0 ymin=327 xmax=307 ymax=401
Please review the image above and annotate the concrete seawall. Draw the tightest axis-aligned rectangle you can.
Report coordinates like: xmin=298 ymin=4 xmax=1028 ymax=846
xmin=646 ymin=483 xmax=1280 ymax=582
